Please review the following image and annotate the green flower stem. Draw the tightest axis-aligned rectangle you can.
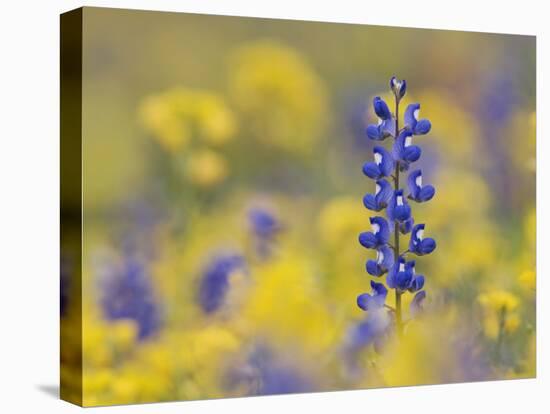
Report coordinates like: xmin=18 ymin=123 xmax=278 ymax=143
xmin=495 ymin=306 xmax=507 ymax=365
xmin=394 ymin=97 xmax=403 ymax=337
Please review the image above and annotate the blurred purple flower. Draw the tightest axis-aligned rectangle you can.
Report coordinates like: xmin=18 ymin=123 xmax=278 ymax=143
xmin=100 ymin=255 xmax=162 ymax=340
xmin=198 ymin=253 xmax=246 ymax=313
xmin=248 ymin=207 xmax=281 ymax=259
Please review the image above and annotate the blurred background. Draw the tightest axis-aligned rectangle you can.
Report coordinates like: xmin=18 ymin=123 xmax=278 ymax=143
xmin=61 ymin=7 xmax=536 ymax=406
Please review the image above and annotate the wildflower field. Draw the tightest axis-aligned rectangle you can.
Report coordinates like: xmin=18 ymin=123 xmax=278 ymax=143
xmin=61 ymin=8 xmax=536 ymax=406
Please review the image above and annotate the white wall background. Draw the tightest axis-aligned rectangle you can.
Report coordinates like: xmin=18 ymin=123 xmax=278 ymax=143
xmin=0 ymin=0 xmax=546 ymax=412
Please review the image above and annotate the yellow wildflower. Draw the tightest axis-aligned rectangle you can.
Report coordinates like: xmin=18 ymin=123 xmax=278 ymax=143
xmin=228 ymin=40 xmax=328 ymax=154
xmin=185 ymin=149 xmax=228 ymax=187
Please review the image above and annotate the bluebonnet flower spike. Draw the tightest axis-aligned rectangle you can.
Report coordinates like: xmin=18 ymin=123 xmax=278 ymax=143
xmin=358 ymin=217 xmax=390 ymax=249
xmin=363 ymin=179 xmax=393 ymax=212
xmin=357 ymin=280 xmax=388 ymax=311
xmin=366 ymin=97 xmax=396 ymax=140
xmin=407 ymin=169 xmax=435 ymax=202
xmin=409 ymin=224 xmax=437 ymax=256
xmin=358 ymin=75 xmax=436 ymax=335
xmin=404 ymin=103 xmax=431 ymax=135
xmin=362 ymin=146 xmax=395 ymax=179
xmin=366 ymin=245 xmax=394 ymax=277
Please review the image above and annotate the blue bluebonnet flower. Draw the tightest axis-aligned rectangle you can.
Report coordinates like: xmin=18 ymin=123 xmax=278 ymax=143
xmin=393 ymin=130 xmax=421 ymax=171
xmin=404 ymin=103 xmax=431 ymax=135
xmin=362 ymin=146 xmax=395 ymax=179
xmin=409 ymin=224 xmax=437 ymax=256
xmin=358 ymin=216 xmax=390 ymax=249
xmin=357 ymin=280 xmax=388 ymax=311
xmin=359 ymin=76 xmax=435 ymax=336
xmin=198 ymin=253 xmax=246 ymax=313
xmin=363 ymin=179 xmax=392 ymax=211
xmin=410 ymin=290 xmax=427 ymax=316
xmin=390 ymin=76 xmax=407 ymax=101
xmin=407 ymin=169 xmax=435 ymax=202
xmin=387 ymin=189 xmax=412 ymax=223
xmin=366 ymin=97 xmax=395 ymax=140
xmin=366 ymin=245 xmax=394 ymax=277
xmin=100 ymin=255 xmax=162 ymax=340
xmin=386 ymin=257 xmax=424 ymax=293
xmin=248 ymin=207 xmax=281 ymax=259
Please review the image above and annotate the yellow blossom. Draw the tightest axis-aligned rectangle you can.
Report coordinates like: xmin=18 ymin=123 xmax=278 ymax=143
xmin=228 ymin=40 xmax=328 ymax=154
xmin=140 ymin=87 xmax=237 ymax=153
xmin=185 ymin=149 xmax=228 ymax=187
xmin=478 ymin=290 xmax=520 ymax=313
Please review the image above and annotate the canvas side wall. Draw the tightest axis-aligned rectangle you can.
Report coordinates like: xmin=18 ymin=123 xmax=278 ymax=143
xmin=60 ymin=8 xmax=83 ymax=407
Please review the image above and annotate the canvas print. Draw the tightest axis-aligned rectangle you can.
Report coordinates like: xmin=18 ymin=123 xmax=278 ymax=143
xmin=60 ymin=7 xmax=536 ymax=407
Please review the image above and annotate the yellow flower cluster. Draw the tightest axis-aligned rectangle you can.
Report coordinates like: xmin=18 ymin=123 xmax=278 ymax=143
xmin=140 ymin=87 xmax=237 ymax=152
xmin=228 ymin=40 xmax=329 ymax=154
xmin=478 ymin=290 xmax=521 ymax=338
xmin=140 ymin=87 xmax=237 ymax=187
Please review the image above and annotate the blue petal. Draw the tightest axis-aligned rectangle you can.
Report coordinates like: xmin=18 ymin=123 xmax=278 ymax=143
xmin=366 ymin=124 xmax=383 ymax=140
xmin=370 ymin=279 xmax=388 ymax=298
xmin=380 ymin=118 xmax=396 ymax=138
xmin=404 ymin=103 xmax=420 ymax=130
xmin=375 ymin=179 xmax=393 ymax=208
xmin=390 ymin=190 xmax=411 ymax=222
xmin=409 ymin=224 xmax=424 ymax=251
xmin=407 ymin=169 xmax=422 ymax=200
xmin=419 ymin=238 xmax=436 ymax=255
xmin=386 ymin=269 xmax=396 ymax=289
xmin=418 ymin=185 xmax=435 ymax=202
xmin=395 ymin=269 xmax=413 ymax=292
xmin=414 ymin=119 xmax=431 ymax=135
xmin=370 ymin=216 xmax=390 ymax=245
xmin=362 ymin=162 xmax=381 ymax=179
xmin=392 ymin=130 xmax=408 ymax=160
xmin=403 ymin=145 xmax=422 ymax=163
xmin=358 ymin=232 xmax=377 ymax=249
xmin=387 ymin=256 xmax=404 ymax=289
xmin=357 ymin=293 xmax=373 ymax=311
xmin=374 ymin=145 xmax=395 ymax=177
xmin=411 ymin=223 xmax=424 ymax=241
xmin=394 ymin=205 xmax=411 ymax=221
xmin=363 ymin=194 xmax=381 ymax=212
xmin=410 ymin=290 xmax=427 ymax=316
xmin=399 ymin=80 xmax=407 ymax=98
xmin=409 ymin=275 xmax=425 ymax=292
xmin=366 ymin=259 xmax=382 ymax=276
xmin=399 ymin=217 xmax=414 ymax=234
xmin=373 ymin=97 xmax=392 ymax=120
xmin=378 ymin=245 xmax=395 ymax=271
